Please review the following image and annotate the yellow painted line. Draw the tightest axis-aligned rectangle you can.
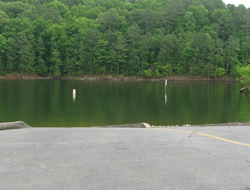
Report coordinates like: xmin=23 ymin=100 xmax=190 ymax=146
xmin=155 ymin=128 xmax=250 ymax=148
xmin=195 ymin=132 xmax=250 ymax=147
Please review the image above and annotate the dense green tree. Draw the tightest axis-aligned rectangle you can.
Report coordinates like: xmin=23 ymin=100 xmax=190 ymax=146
xmin=1 ymin=1 xmax=34 ymax=18
xmin=244 ymin=9 xmax=250 ymax=64
xmin=137 ymin=8 xmax=154 ymax=34
xmin=237 ymin=65 xmax=250 ymax=84
xmin=78 ymin=27 xmax=101 ymax=75
xmin=2 ymin=18 xmax=33 ymax=38
xmin=182 ymin=12 xmax=196 ymax=31
xmin=138 ymin=33 xmax=153 ymax=73
xmin=32 ymin=17 xmax=52 ymax=38
xmin=0 ymin=0 xmax=250 ymax=79
xmin=187 ymin=5 xmax=209 ymax=30
xmin=202 ymin=0 xmax=226 ymax=13
xmin=50 ymin=42 xmax=61 ymax=77
xmin=16 ymin=32 xmax=35 ymax=78
xmin=214 ymin=38 xmax=224 ymax=78
xmin=127 ymin=23 xmax=141 ymax=74
xmin=36 ymin=36 xmax=48 ymax=76
xmin=158 ymin=34 xmax=178 ymax=67
xmin=46 ymin=0 xmax=69 ymax=17
xmin=92 ymin=39 xmax=110 ymax=75
xmin=97 ymin=8 xmax=121 ymax=32
xmin=114 ymin=33 xmax=127 ymax=75
xmin=0 ymin=11 xmax=9 ymax=33
xmin=212 ymin=9 xmax=232 ymax=41
xmin=5 ymin=37 xmax=18 ymax=72
xmin=0 ymin=35 xmax=7 ymax=73
xmin=230 ymin=4 xmax=246 ymax=33
xmin=163 ymin=0 xmax=180 ymax=34
xmin=226 ymin=35 xmax=240 ymax=75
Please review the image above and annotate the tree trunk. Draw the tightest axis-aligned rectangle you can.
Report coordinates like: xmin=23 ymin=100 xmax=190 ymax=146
xmin=246 ymin=47 xmax=248 ymax=65
xmin=246 ymin=20 xmax=249 ymax=65
xmin=117 ymin=50 xmax=120 ymax=76
xmin=162 ymin=51 xmax=165 ymax=66
xmin=167 ymin=22 xmax=170 ymax=35
xmin=226 ymin=51 xmax=231 ymax=76
xmin=203 ymin=50 xmax=206 ymax=64
xmin=117 ymin=60 xmax=120 ymax=76
xmin=215 ymin=53 xmax=218 ymax=79
xmin=50 ymin=65 xmax=52 ymax=79
xmin=21 ymin=65 xmax=24 ymax=79
xmin=68 ymin=64 xmax=69 ymax=78
xmin=207 ymin=63 xmax=210 ymax=79
xmin=90 ymin=47 xmax=92 ymax=76
xmin=198 ymin=50 xmax=200 ymax=65
xmin=190 ymin=61 xmax=194 ymax=79
xmin=167 ymin=48 xmax=169 ymax=65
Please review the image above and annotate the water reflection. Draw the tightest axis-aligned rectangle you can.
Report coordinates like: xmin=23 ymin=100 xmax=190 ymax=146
xmin=165 ymin=79 xmax=168 ymax=105
xmin=165 ymin=94 xmax=167 ymax=105
xmin=0 ymin=80 xmax=249 ymax=127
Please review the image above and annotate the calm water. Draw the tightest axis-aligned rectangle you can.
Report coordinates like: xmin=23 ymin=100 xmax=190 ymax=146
xmin=0 ymin=79 xmax=249 ymax=127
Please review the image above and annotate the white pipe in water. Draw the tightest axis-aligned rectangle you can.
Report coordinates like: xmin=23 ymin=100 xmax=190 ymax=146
xmin=73 ymin=89 xmax=76 ymax=101
xmin=165 ymin=79 xmax=168 ymax=86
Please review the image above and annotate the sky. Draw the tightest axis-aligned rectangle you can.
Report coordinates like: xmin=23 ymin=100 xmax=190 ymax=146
xmin=223 ymin=0 xmax=250 ymax=8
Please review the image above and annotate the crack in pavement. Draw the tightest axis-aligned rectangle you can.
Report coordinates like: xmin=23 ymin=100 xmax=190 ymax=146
xmin=177 ymin=133 xmax=193 ymax=144
xmin=156 ymin=128 xmax=250 ymax=148
xmin=175 ymin=143 xmax=228 ymax=160
xmin=192 ymin=147 xmax=228 ymax=159
xmin=187 ymin=133 xmax=192 ymax=138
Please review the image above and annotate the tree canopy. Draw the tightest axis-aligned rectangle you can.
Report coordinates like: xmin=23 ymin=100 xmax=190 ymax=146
xmin=0 ymin=0 xmax=250 ymax=78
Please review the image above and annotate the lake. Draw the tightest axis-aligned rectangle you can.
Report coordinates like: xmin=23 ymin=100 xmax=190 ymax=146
xmin=0 ymin=79 xmax=249 ymax=127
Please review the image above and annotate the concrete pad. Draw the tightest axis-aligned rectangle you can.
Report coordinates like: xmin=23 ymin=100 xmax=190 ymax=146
xmin=0 ymin=127 xmax=250 ymax=190
xmin=0 ymin=121 xmax=31 ymax=130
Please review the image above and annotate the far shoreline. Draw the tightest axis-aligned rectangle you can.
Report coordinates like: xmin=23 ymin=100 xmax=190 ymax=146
xmin=0 ymin=74 xmax=236 ymax=82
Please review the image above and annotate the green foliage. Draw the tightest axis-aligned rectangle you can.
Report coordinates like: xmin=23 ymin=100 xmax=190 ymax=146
xmin=17 ymin=32 xmax=35 ymax=76
xmin=217 ymin=67 xmax=226 ymax=77
xmin=182 ymin=12 xmax=196 ymax=31
xmin=36 ymin=36 xmax=48 ymax=76
xmin=143 ymin=69 xmax=152 ymax=78
xmin=238 ymin=65 xmax=250 ymax=84
xmin=0 ymin=35 xmax=7 ymax=53
xmin=0 ymin=0 xmax=249 ymax=78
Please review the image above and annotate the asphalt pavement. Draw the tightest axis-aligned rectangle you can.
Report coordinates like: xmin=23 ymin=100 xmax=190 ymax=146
xmin=0 ymin=126 xmax=250 ymax=190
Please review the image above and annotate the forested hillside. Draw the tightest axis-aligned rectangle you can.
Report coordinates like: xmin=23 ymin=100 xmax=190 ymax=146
xmin=0 ymin=0 xmax=250 ymax=78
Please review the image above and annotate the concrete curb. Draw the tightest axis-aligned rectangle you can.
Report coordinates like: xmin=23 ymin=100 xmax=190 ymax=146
xmin=93 ymin=123 xmax=151 ymax=128
xmin=142 ymin=123 xmax=151 ymax=128
xmin=0 ymin=121 xmax=31 ymax=130
xmin=198 ymin=122 xmax=250 ymax=126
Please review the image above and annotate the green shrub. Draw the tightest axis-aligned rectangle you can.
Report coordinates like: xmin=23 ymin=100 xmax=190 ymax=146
xmin=217 ymin=67 xmax=226 ymax=77
xmin=143 ymin=69 xmax=152 ymax=78
xmin=238 ymin=65 xmax=250 ymax=84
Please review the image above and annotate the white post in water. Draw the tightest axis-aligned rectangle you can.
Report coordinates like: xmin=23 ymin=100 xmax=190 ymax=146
xmin=165 ymin=79 xmax=168 ymax=93
xmin=73 ymin=89 xmax=76 ymax=101
xmin=165 ymin=79 xmax=168 ymax=105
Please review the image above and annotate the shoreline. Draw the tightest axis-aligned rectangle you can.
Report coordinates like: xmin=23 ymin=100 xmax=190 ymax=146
xmin=0 ymin=74 xmax=236 ymax=82
xmin=1 ymin=121 xmax=250 ymax=130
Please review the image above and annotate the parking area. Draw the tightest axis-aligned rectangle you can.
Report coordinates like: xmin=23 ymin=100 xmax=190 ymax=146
xmin=0 ymin=126 xmax=250 ymax=190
